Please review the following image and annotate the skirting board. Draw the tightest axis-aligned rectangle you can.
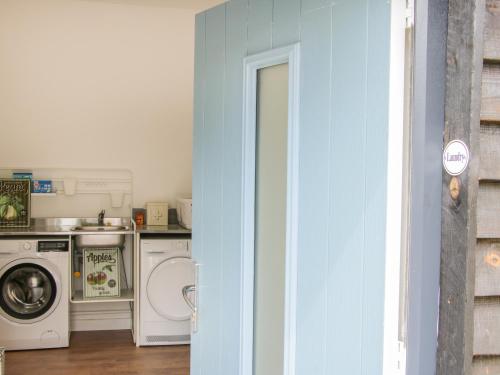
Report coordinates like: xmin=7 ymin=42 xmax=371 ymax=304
xmin=71 ymin=308 xmax=132 ymax=332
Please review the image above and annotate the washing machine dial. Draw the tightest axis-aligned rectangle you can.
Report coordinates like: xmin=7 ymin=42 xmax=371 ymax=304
xmin=23 ymin=242 xmax=32 ymax=251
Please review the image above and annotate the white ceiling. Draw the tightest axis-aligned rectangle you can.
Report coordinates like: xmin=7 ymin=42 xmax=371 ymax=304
xmin=85 ymin=0 xmax=227 ymax=11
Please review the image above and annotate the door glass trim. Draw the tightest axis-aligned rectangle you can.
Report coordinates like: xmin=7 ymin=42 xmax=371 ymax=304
xmin=241 ymin=43 xmax=301 ymax=375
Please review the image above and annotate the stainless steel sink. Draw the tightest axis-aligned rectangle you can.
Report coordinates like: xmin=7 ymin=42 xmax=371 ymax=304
xmin=73 ymin=225 xmax=128 ymax=232
xmin=72 ymin=225 xmax=128 ymax=248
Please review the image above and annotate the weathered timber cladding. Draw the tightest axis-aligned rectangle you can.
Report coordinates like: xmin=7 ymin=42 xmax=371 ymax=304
xmin=484 ymin=0 xmax=500 ymax=61
xmin=480 ymin=124 xmax=500 ymax=179
xmin=473 ymin=355 xmax=500 ymax=374
xmin=481 ymin=65 xmax=500 ymax=123
xmin=437 ymin=0 xmax=485 ymax=373
xmin=476 ymin=240 xmax=500 ymax=296
xmin=474 ymin=299 xmax=500 ymax=355
xmin=473 ymin=0 xmax=500 ymax=371
xmin=477 ymin=183 xmax=500 ymax=238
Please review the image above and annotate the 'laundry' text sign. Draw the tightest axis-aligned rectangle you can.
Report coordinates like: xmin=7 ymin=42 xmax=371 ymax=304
xmin=443 ymin=140 xmax=470 ymax=176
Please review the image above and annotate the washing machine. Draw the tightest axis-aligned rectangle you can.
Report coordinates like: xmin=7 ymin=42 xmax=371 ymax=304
xmin=0 ymin=238 xmax=69 ymax=350
xmin=139 ymin=238 xmax=194 ymax=346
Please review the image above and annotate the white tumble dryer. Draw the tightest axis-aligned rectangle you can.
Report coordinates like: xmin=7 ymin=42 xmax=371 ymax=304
xmin=139 ymin=238 xmax=195 ymax=346
xmin=0 ymin=238 xmax=69 ymax=350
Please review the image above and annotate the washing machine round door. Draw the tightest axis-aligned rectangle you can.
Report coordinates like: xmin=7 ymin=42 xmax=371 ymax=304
xmin=147 ymin=257 xmax=195 ymax=321
xmin=0 ymin=259 xmax=61 ymax=324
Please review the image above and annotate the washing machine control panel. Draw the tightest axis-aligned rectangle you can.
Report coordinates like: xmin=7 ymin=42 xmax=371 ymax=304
xmin=0 ymin=239 xmax=70 ymax=254
xmin=38 ymin=240 xmax=69 ymax=252
xmin=141 ymin=238 xmax=191 ymax=257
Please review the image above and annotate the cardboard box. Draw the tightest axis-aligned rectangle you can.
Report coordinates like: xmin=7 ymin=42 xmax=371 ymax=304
xmin=146 ymin=202 xmax=168 ymax=226
xmin=32 ymin=180 xmax=52 ymax=193
xmin=12 ymin=172 xmax=32 ymax=180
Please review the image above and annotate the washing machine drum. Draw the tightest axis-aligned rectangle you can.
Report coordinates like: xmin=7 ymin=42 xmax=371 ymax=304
xmin=147 ymin=257 xmax=195 ymax=321
xmin=0 ymin=260 xmax=61 ymax=323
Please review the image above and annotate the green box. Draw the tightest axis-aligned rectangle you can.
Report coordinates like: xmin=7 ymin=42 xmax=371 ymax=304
xmin=0 ymin=179 xmax=30 ymax=227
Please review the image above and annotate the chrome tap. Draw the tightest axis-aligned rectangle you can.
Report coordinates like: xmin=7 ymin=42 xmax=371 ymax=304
xmin=98 ymin=210 xmax=105 ymax=226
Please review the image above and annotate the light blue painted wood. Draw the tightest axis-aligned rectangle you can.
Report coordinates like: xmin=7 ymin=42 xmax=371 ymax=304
xmin=272 ymin=0 xmax=300 ymax=48
xmin=190 ymin=12 xmax=205 ymax=375
xmin=362 ymin=0 xmax=391 ymax=373
xmin=327 ymin=0 xmax=368 ymax=374
xmin=301 ymin=0 xmax=333 ymax=14
xmin=220 ymin=1 xmax=247 ymax=374
xmin=193 ymin=0 xmax=393 ymax=374
xmin=199 ymin=5 xmax=226 ymax=375
xmin=247 ymin=0 xmax=273 ymax=54
xmin=295 ymin=8 xmax=332 ymax=375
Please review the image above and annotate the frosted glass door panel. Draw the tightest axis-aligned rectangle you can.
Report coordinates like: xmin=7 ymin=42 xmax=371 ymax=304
xmin=253 ymin=63 xmax=289 ymax=375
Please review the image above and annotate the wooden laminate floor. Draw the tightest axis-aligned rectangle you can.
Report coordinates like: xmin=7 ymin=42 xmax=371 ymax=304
xmin=5 ymin=330 xmax=190 ymax=375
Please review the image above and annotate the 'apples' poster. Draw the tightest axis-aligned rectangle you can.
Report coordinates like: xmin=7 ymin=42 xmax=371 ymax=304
xmin=83 ymin=248 xmax=121 ymax=299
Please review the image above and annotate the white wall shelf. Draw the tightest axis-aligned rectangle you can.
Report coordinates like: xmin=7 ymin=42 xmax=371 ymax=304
xmin=0 ymin=168 xmax=133 ymax=218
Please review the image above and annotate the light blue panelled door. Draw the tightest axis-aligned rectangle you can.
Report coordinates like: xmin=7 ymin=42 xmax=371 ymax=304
xmin=191 ymin=1 xmax=393 ymax=374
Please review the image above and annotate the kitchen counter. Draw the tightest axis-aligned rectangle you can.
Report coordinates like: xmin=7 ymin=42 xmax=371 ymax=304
xmin=0 ymin=218 xmax=133 ymax=236
xmin=0 ymin=225 xmax=74 ymax=236
xmin=135 ymin=224 xmax=191 ymax=235
xmin=0 ymin=218 xmax=191 ymax=236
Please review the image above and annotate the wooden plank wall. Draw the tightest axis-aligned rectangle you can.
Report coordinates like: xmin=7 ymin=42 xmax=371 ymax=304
xmin=437 ymin=0 xmax=484 ymax=372
xmin=473 ymin=1 xmax=500 ymax=374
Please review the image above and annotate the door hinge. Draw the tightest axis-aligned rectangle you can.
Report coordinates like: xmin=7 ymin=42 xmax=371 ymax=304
xmin=396 ymin=340 xmax=407 ymax=374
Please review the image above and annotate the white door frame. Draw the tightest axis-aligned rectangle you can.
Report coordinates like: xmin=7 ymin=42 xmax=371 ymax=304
xmin=240 ymin=43 xmax=301 ymax=375
xmin=383 ymin=0 xmax=411 ymax=374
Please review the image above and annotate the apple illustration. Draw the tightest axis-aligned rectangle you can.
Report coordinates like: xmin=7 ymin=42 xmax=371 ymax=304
xmin=96 ymin=272 xmax=107 ymax=285
xmin=87 ymin=273 xmax=95 ymax=285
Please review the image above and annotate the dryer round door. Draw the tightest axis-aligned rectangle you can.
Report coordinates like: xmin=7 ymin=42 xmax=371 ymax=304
xmin=147 ymin=257 xmax=195 ymax=321
xmin=0 ymin=258 xmax=62 ymax=324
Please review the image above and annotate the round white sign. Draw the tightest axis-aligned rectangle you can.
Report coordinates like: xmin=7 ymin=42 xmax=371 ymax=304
xmin=443 ymin=140 xmax=469 ymax=176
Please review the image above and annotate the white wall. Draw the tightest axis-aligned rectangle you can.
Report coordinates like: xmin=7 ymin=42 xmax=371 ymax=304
xmin=0 ymin=0 xmax=211 ymax=209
